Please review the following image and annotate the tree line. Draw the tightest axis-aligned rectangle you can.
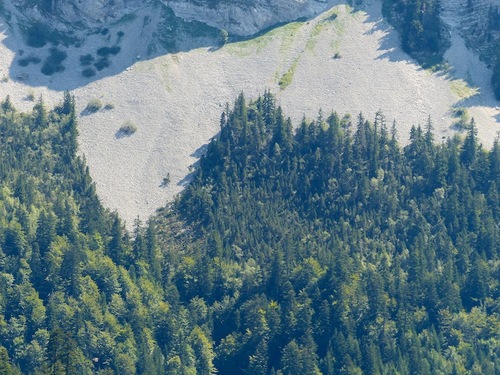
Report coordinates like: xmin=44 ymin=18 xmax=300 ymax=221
xmin=0 ymin=91 xmax=499 ymax=374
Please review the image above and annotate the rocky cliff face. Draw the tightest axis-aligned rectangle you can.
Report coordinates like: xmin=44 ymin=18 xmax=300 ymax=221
xmin=10 ymin=0 xmax=335 ymax=35
xmin=10 ymin=0 xmax=145 ymax=26
xmin=439 ymin=0 xmax=500 ymax=63
xmin=163 ymin=0 xmax=334 ymax=35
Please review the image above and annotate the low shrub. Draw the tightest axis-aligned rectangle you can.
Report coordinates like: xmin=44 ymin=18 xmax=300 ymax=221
xmin=82 ymin=67 xmax=96 ymax=77
xmin=25 ymin=22 xmax=49 ymax=48
xmin=117 ymin=121 xmax=137 ymax=137
xmin=80 ymin=54 xmax=94 ymax=66
xmin=26 ymin=90 xmax=35 ymax=101
xmin=18 ymin=55 xmax=41 ymax=67
xmin=160 ymin=173 xmax=171 ymax=187
xmin=94 ymin=57 xmax=110 ymax=71
xmin=41 ymin=48 xmax=67 ymax=76
xmin=85 ymin=99 xmax=102 ymax=113
xmin=97 ymin=46 xmax=121 ymax=57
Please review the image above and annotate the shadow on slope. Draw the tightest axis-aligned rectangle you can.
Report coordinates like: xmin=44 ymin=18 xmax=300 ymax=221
xmin=361 ymin=5 xmax=416 ymax=65
xmin=360 ymin=0 xmax=499 ymax=126
xmin=1 ymin=2 xmax=222 ymax=91
xmin=2 ymin=0 xmax=340 ymax=92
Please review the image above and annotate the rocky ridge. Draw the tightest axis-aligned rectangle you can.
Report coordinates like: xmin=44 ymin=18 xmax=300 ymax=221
xmin=10 ymin=0 xmax=336 ymax=36
xmin=165 ymin=0 xmax=335 ymax=35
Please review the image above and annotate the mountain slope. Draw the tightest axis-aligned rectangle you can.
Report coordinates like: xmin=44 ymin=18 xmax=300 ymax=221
xmin=155 ymin=91 xmax=500 ymax=374
xmin=0 ymin=0 xmax=498 ymax=226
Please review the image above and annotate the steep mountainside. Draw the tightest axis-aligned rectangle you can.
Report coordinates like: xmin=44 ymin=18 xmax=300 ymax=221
xmin=1 ymin=91 xmax=499 ymax=375
xmin=0 ymin=0 xmax=499 ymax=226
xmin=165 ymin=0 xmax=335 ymax=35
xmin=9 ymin=0 xmax=336 ymax=35
xmin=10 ymin=0 xmax=145 ymax=26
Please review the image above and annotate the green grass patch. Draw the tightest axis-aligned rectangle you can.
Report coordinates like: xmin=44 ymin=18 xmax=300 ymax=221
xmin=85 ymin=99 xmax=102 ymax=113
xmin=279 ymin=58 xmax=299 ymax=90
xmin=306 ymin=23 xmax=326 ymax=51
xmin=227 ymin=22 xmax=304 ymax=57
xmin=450 ymin=80 xmax=478 ymax=99
xmin=278 ymin=21 xmax=305 ymax=55
xmin=26 ymin=89 xmax=35 ymax=101
xmin=451 ymin=106 xmax=471 ymax=130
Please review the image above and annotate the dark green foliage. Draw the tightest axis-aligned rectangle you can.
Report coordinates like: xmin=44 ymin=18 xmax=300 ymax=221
xmin=2 ymin=91 xmax=500 ymax=374
xmin=96 ymin=46 xmax=121 ymax=57
xmin=161 ymin=92 xmax=500 ymax=374
xmin=17 ymin=55 xmax=41 ymax=67
xmin=156 ymin=4 xmax=219 ymax=51
xmin=79 ymin=53 xmax=94 ymax=66
xmin=25 ymin=22 xmax=49 ymax=47
xmin=94 ymin=57 xmax=110 ymax=71
xmin=82 ymin=67 xmax=96 ymax=78
xmin=41 ymin=48 xmax=67 ymax=76
xmin=24 ymin=21 xmax=80 ymax=48
xmin=0 ymin=94 xmax=171 ymax=374
xmin=383 ymin=0 xmax=446 ymax=64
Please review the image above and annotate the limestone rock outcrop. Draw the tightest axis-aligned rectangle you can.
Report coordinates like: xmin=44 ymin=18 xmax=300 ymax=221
xmin=10 ymin=0 xmax=334 ymax=35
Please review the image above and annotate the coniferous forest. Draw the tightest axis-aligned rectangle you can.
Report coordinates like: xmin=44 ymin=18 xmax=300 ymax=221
xmin=0 ymin=92 xmax=499 ymax=374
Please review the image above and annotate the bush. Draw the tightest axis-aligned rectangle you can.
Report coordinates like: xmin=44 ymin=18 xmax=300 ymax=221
xmin=160 ymin=173 xmax=171 ymax=187
xmin=219 ymin=29 xmax=229 ymax=45
xmin=41 ymin=48 xmax=67 ymax=76
xmin=97 ymin=46 xmax=121 ymax=57
xmin=452 ymin=107 xmax=470 ymax=130
xmin=94 ymin=57 xmax=110 ymax=71
xmin=117 ymin=121 xmax=137 ymax=137
xmin=41 ymin=62 xmax=64 ymax=75
xmin=18 ymin=55 xmax=41 ymax=67
xmin=80 ymin=54 xmax=94 ymax=66
xmin=85 ymin=99 xmax=102 ymax=113
xmin=103 ymin=103 xmax=114 ymax=110
xmin=26 ymin=22 xmax=49 ymax=48
xmin=26 ymin=90 xmax=35 ymax=101
xmin=82 ymin=68 xmax=96 ymax=77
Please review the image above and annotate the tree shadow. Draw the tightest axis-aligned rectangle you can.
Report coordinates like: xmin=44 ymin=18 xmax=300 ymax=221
xmin=359 ymin=0 xmax=500 ymax=116
xmin=1 ymin=2 xmax=223 ymax=92
xmin=2 ymin=0 xmax=342 ymax=92
xmin=361 ymin=7 xmax=416 ymax=65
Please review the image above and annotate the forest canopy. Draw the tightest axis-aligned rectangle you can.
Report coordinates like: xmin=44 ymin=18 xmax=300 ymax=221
xmin=0 ymin=92 xmax=499 ymax=374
